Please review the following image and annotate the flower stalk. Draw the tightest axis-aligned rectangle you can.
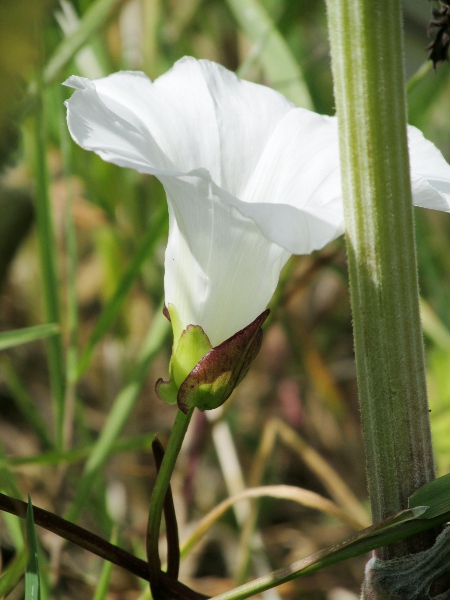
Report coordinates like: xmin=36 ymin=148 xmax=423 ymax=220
xmin=146 ymin=407 xmax=194 ymax=598
xmin=325 ymin=0 xmax=436 ymax=561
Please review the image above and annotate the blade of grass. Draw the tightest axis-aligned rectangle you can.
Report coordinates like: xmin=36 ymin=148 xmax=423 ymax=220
xmin=0 ymin=493 xmax=208 ymax=599
xmin=43 ymin=0 xmax=124 ymax=86
xmin=5 ymin=433 xmax=155 ymax=468
xmin=0 ymin=360 xmax=54 ymax=449
xmin=92 ymin=527 xmax=118 ymax=600
xmin=57 ymin=84 xmax=79 ymax=451
xmin=207 ymin=414 xmax=281 ymax=600
xmin=226 ymin=0 xmax=312 ymax=108
xmin=210 ymin=505 xmax=450 ymax=600
xmin=2 ymin=510 xmax=25 ymax=551
xmin=0 ymin=443 xmax=26 ymax=500
xmin=407 ymin=60 xmax=450 ymax=128
xmin=0 ymin=324 xmax=59 ymax=351
xmin=420 ymin=298 xmax=450 ymax=350
xmin=0 ymin=549 xmax=28 ymax=597
xmin=236 ymin=417 xmax=369 ymax=583
xmin=33 ymin=72 xmax=65 ymax=449
xmin=181 ymin=484 xmax=364 ymax=559
xmin=25 ymin=497 xmax=40 ymax=600
xmin=66 ymin=306 xmax=169 ymax=522
xmin=274 ymin=418 xmax=369 ymax=524
xmin=55 ymin=0 xmax=106 ymax=80
xmin=76 ymin=207 xmax=167 ymax=379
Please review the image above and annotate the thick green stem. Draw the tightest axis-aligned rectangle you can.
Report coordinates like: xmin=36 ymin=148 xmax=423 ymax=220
xmin=146 ymin=407 xmax=194 ymax=596
xmin=325 ymin=0 xmax=436 ymax=560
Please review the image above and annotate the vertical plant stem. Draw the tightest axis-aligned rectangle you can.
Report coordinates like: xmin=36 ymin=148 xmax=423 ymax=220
xmin=33 ymin=81 xmax=65 ymax=450
xmin=146 ymin=407 xmax=194 ymax=599
xmin=325 ymin=0 xmax=436 ymax=559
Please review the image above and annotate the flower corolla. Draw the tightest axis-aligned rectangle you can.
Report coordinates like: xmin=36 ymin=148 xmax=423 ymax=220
xmin=64 ymin=57 xmax=450 ymax=407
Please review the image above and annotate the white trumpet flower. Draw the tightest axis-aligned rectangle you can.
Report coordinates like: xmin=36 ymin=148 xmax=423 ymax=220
xmin=64 ymin=57 xmax=450 ymax=350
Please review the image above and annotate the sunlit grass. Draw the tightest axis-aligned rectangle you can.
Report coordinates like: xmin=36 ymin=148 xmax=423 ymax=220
xmin=0 ymin=0 xmax=449 ymax=598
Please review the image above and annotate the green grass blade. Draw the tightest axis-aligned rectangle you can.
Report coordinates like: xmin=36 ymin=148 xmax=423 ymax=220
xmin=0 ymin=360 xmax=54 ymax=449
xmin=0 ymin=442 xmax=26 ymax=499
xmin=217 ymin=473 xmax=450 ymax=599
xmin=6 ymin=432 xmax=155 ymax=468
xmin=409 ymin=472 xmax=450 ymax=519
xmin=66 ymin=307 xmax=170 ymax=522
xmin=407 ymin=60 xmax=450 ymax=128
xmin=0 ymin=548 xmax=28 ymax=596
xmin=0 ymin=324 xmax=59 ymax=351
xmin=2 ymin=510 xmax=25 ymax=551
xmin=57 ymin=84 xmax=79 ymax=450
xmin=92 ymin=527 xmax=118 ymax=600
xmin=43 ymin=0 xmax=123 ymax=85
xmin=420 ymin=298 xmax=450 ymax=350
xmin=76 ymin=207 xmax=167 ymax=379
xmin=25 ymin=497 xmax=40 ymax=600
xmin=58 ymin=85 xmax=78 ymax=387
xmin=226 ymin=0 xmax=313 ymax=108
xmin=33 ymin=79 xmax=65 ymax=449
xmin=209 ymin=508 xmax=449 ymax=600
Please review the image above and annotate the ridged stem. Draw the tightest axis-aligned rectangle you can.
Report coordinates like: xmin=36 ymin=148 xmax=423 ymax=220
xmin=325 ymin=0 xmax=436 ymax=560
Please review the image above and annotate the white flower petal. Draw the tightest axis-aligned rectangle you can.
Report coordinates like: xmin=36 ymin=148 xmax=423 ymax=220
xmin=232 ymin=109 xmax=344 ymax=253
xmin=161 ymin=173 xmax=289 ymax=347
xmin=64 ymin=57 xmax=450 ymax=347
xmin=65 ymin=57 xmax=293 ymax=195
xmin=191 ymin=59 xmax=294 ymax=196
xmin=64 ymin=74 xmax=173 ymax=173
xmin=214 ymin=184 xmax=344 ymax=255
xmin=408 ymin=125 xmax=450 ymax=212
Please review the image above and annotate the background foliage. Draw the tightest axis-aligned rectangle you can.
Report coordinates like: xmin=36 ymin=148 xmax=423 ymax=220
xmin=0 ymin=0 xmax=449 ymax=598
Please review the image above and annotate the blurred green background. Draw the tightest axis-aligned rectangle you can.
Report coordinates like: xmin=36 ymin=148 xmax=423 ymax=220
xmin=0 ymin=1 xmax=449 ymax=599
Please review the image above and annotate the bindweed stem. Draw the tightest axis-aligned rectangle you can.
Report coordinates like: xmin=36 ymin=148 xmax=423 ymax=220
xmin=147 ymin=407 xmax=195 ymax=599
xmin=325 ymin=0 xmax=436 ymax=562
xmin=152 ymin=437 xmax=180 ymax=580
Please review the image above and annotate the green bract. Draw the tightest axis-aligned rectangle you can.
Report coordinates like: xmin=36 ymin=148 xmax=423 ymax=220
xmin=156 ymin=307 xmax=269 ymax=412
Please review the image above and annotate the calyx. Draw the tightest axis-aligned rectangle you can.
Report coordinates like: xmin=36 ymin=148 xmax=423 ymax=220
xmin=155 ymin=306 xmax=270 ymax=413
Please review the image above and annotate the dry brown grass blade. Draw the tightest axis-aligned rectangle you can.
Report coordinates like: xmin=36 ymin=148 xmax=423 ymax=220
xmin=180 ymin=483 xmax=364 ymax=559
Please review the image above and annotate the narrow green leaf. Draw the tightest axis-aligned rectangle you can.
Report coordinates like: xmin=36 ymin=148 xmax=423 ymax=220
xmin=407 ymin=60 xmax=450 ymax=128
xmin=0 ymin=549 xmax=28 ymax=596
xmin=0 ymin=360 xmax=54 ymax=449
xmin=43 ymin=0 xmax=123 ymax=85
xmin=0 ymin=442 xmax=26 ymax=500
xmin=58 ymin=84 xmax=79 ymax=389
xmin=0 ymin=324 xmax=59 ymax=351
xmin=420 ymin=298 xmax=450 ymax=351
xmin=209 ymin=508 xmax=450 ymax=600
xmin=225 ymin=0 xmax=313 ymax=108
xmin=5 ymin=432 xmax=155 ymax=468
xmin=76 ymin=207 xmax=167 ymax=379
xmin=33 ymin=75 xmax=65 ymax=449
xmin=25 ymin=497 xmax=40 ymax=600
xmin=409 ymin=472 xmax=450 ymax=519
xmin=92 ymin=528 xmax=118 ymax=600
xmin=66 ymin=307 xmax=169 ymax=522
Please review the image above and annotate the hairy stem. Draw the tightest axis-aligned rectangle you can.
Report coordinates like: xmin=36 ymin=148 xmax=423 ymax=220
xmin=325 ymin=0 xmax=436 ymax=560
